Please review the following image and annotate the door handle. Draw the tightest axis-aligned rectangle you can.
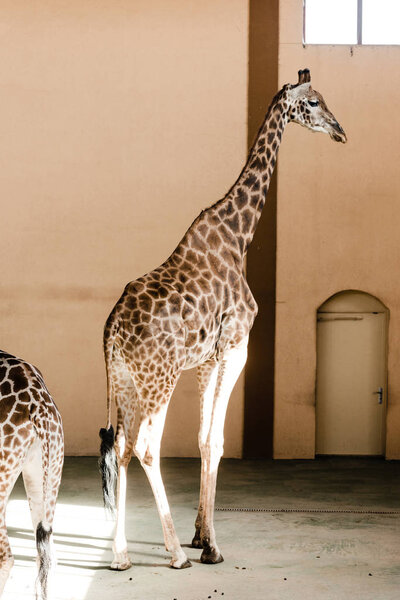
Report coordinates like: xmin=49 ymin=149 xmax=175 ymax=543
xmin=373 ymin=387 xmax=383 ymax=404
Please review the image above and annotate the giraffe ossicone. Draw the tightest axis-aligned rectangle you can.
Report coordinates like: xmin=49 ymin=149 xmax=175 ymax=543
xmin=99 ymin=68 xmax=346 ymax=571
xmin=0 ymin=350 xmax=64 ymax=600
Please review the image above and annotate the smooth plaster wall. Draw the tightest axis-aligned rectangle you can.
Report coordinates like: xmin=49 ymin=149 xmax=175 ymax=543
xmin=0 ymin=1 xmax=249 ymax=456
xmin=274 ymin=0 xmax=400 ymax=458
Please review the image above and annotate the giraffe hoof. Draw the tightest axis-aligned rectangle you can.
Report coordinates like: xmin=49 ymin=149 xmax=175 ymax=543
xmin=110 ymin=551 xmax=132 ymax=571
xmin=191 ymin=536 xmax=203 ymax=549
xmin=110 ymin=559 xmax=132 ymax=571
xmin=200 ymin=549 xmax=224 ymax=564
xmin=170 ymin=558 xmax=192 ymax=569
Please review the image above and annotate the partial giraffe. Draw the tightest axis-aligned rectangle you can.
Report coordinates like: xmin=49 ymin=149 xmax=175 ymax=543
xmin=99 ymin=69 xmax=346 ymax=571
xmin=0 ymin=350 xmax=63 ymax=600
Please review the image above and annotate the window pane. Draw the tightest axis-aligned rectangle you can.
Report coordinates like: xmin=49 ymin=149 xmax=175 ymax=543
xmin=305 ymin=0 xmax=358 ymax=44
xmin=363 ymin=0 xmax=400 ymax=44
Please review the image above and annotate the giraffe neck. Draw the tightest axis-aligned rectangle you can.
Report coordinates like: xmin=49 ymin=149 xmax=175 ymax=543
xmin=178 ymin=88 xmax=290 ymax=264
xmin=214 ymin=89 xmax=289 ymax=256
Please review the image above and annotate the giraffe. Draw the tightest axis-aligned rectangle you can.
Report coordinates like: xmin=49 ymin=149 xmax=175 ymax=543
xmin=0 ymin=350 xmax=64 ymax=600
xmin=99 ymin=68 xmax=346 ymax=571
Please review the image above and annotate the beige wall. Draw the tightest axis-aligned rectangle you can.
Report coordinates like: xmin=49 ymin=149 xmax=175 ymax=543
xmin=274 ymin=0 xmax=400 ymax=458
xmin=0 ymin=1 xmax=249 ymax=456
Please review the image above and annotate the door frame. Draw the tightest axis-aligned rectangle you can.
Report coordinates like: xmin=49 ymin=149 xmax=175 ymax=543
xmin=315 ymin=290 xmax=389 ymax=457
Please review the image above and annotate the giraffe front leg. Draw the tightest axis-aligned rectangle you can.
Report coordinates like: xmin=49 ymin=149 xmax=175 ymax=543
xmin=198 ymin=340 xmax=248 ymax=564
xmin=191 ymin=459 xmax=206 ymax=549
xmin=198 ymin=443 xmax=224 ymax=564
xmin=192 ymin=360 xmax=219 ymax=549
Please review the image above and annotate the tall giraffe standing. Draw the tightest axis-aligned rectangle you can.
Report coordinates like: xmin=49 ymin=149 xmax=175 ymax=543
xmin=99 ymin=69 xmax=346 ymax=570
xmin=0 ymin=350 xmax=63 ymax=600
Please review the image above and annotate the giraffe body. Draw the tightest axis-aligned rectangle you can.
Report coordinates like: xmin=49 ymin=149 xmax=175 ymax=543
xmin=100 ymin=69 xmax=346 ymax=570
xmin=0 ymin=350 xmax=64 ymax=599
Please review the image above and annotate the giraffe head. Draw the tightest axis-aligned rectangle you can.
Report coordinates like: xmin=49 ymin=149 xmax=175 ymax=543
xmin=286 ymin=68 xmax=347 ymax=143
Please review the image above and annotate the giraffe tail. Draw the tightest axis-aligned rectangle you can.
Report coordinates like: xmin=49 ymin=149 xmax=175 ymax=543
xmin=32 ymin=396 xmax=63 ymax=600
xmin=99 ymin=310 xmax=119 ymax=515
xmin=99 ymin=425 xmax=117 ymax=515
xmin=35 ymin=523 xmax=52 ymax=600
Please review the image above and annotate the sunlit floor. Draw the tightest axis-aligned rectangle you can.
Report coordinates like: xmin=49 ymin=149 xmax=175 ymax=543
xmin=3 ymin=457 xmax=400 ymax=600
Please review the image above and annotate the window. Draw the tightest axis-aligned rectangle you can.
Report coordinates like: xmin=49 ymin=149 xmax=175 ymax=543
xmin=304 ymin=0 xmax=400 ymax=45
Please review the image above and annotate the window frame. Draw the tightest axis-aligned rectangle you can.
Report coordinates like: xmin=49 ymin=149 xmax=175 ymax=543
xmin=303 ymin=0 xmax=400 ymax=46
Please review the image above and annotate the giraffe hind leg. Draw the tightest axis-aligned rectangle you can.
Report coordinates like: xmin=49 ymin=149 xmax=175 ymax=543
xmin=111 ymin=406 xmax=135 ymax=571
xmin=132 ymin=365 xmax=191 ymax=570
xmin=22 ymin=438 xmax=44 ymax=531
xmin=22 ymin=438 xmax=52 ymax=600
xmin=0 ymin=477 xmax=18 ymax=597
xmin=134 ymin=406 xmax=191 ymax=569
xmin=0 ymin=508 xmax=14 ymax=597
xmin=110 ymin=368 xmax=137 ymax=571
xmin=0 ymin=441 xmax=30 ymax=596
xmin=23 ymin=432 xmax=62 ymax=600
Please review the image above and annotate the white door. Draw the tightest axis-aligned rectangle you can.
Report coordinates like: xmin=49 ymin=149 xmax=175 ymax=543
xmin=316 ymin=311 xmax=387 ymax=455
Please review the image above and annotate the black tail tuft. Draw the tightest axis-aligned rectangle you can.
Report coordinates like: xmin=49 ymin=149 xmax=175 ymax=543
xmin=36 ymin=522 xmax=52 ymax=600
xmin=99 ymin=425 xmax=117 ymax=515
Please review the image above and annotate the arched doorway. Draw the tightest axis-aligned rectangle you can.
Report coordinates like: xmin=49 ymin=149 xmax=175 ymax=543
xmin=316 ymin=290 xmax=388 ymax=456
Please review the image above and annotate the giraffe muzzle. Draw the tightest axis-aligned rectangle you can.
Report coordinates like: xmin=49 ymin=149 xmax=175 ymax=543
xmin=329 ymin=120 xmax=347 ymax=144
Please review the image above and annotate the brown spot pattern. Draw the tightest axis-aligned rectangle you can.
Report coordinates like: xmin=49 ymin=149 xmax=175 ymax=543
xmin=102 ymin=72 xmax=346 ymax=569
xmin=0 ymin=350 xmax=64 ymax=594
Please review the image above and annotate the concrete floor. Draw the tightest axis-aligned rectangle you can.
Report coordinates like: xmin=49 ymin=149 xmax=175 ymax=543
xmin=3 ymin=457 xmax=400 ymax=600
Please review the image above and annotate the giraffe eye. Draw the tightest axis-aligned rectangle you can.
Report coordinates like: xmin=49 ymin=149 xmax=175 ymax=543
xmin=308 ymin=100 xmax=319 ymax=107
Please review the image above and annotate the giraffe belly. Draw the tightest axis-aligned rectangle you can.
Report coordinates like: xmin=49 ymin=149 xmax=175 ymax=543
xmin=183 ymin=336 xmax=218 ymax=370
xmin=182 ymin=309 xmax=251 ymax=370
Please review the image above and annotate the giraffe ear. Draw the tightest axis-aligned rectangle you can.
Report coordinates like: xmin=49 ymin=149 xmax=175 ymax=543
xmin=298 ymin=69 xmax=311 ymax=84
